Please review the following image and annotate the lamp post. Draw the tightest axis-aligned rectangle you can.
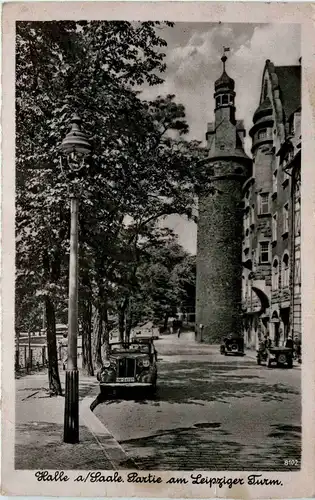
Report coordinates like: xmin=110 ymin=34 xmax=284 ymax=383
xmin=60 ymin=114 xmax=91 ymax=443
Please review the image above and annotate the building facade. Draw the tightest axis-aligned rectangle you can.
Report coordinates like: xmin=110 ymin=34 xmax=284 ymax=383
xmin=196 ymin=54 xmax=251 ymax=343
xmin=242 ymin=59 xmax=301 ymax=349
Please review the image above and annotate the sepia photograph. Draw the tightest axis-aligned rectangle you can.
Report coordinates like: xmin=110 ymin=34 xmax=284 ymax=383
xmin=2 ymin=2 xmax=315 ymax=498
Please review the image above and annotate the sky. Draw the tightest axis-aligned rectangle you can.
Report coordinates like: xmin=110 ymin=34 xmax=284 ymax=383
xmin=140 ymin=22 xmax=301 ymax=254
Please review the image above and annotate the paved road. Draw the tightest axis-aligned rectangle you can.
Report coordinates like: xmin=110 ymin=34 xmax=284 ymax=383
xmin=94 ymin=333 xmax=301 ymax=471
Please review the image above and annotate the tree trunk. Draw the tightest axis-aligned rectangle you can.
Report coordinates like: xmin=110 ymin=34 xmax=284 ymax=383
xmin=45 ymin=296 xmax=62 ymax=395
xmin=102 ymin=303 xmax=110 ymax=360
xmin=125 ymin=298 xmax=133 ymax=343
xmin=163 ymin=313 xmax=169 ymax=333
xmin=81 ymin=297 xmax=94 ymax=376
xmin=92 ymin=306 xmax=103 ymax=369
xmin=118 ymin=297 xmax=128 ymax=342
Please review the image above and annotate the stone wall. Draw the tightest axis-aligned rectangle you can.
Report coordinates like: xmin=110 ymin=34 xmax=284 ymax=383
xmin=196 ymin=168 xmax=245 ymax=343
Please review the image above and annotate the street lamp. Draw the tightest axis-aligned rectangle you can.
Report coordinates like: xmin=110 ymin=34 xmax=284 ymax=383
xmin=60 ymin=113 xmax=91 ymax=443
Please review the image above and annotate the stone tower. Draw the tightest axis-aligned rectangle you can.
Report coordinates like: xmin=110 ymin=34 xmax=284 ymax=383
xmin=196 ymin=53 xmax=252 ymax=343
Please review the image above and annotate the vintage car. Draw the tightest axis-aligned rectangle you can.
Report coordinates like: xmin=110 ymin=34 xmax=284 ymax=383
xmin=97 ymin=341 xmax=157 ymax=397
xmin=256 ymin=345 xmax=293 ymax=368
xmin=220 ymin=336 xmax=245 ymax=356
xmin=132 ymin=331 xmax=159 ymax=341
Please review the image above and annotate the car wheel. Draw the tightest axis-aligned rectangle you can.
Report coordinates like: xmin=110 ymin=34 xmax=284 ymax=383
xmin=278 ymin=353 xmax=287 ymax=365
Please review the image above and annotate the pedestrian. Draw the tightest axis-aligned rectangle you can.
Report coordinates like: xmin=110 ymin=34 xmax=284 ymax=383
xmin=285 ymin=337 xmax=293 ymax=349
xmin=168 ymin=316 xmax=175 ymax=335
xmin=199 ymin=323 xmax=204 ymax=342
xmin=58 ymin=333 xmax=68 ymax=370
xmin=176 ymin=314 xmax=183 ymax=338
xmin=264 ymin=333 xmax=271 ymax=349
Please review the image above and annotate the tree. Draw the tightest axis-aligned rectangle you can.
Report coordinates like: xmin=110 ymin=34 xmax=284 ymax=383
xmin=131 ymin=234 xmax=196 ymax=331
xmin=16 ymin=22 xmax=212 ymax=387
xmin=15 ymin=21 xmax=178 ymax=392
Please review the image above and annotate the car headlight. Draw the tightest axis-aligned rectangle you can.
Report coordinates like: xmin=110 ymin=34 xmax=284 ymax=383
xmin=143 ymin=359 xmax=150 ymax=368
xmin=104 ymin=360 xmax=111 ymax=368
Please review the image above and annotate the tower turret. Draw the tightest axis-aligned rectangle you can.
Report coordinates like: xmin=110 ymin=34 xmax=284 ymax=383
xmin=214 ymin=54 xmax=236 ymax=124
xmin=196 ymin=52 xmax=252 ymax=343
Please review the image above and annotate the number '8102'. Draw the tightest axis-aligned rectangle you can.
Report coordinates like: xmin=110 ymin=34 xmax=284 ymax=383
xmin=284 ymin=459 xmax=299 ymax=466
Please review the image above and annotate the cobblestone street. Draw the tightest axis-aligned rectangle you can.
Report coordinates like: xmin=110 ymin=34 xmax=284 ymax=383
xmin=94 ymin=333 xmax=301 ymax=471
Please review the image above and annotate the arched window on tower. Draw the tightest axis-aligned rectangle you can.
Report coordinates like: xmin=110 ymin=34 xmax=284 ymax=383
xmin=216 ymin=96 xmax=221 ymax=107
xmin=222 ymin=94 xmax=229 ymax=105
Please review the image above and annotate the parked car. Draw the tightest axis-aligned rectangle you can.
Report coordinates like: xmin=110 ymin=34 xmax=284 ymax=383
xmin=256 ymin=345 xmax=293 ymax=368
xmin=132 ymin=330 xmax=159 ymax=341
xmin=220 ymin=336 xmax=245 ymax=356
xmin=97 ymin=340 xmax=157 ymax=397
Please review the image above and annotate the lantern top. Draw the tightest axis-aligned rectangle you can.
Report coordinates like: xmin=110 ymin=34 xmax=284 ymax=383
xmin=61 ymin=114 xmax=92 ymax=155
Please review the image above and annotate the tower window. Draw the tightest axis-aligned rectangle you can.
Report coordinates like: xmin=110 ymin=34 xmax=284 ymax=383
xmin=273 ymin=170 xmax=278 ymax=194
xmin=295 ymin=198 xmax=301 ymax=236
xmin=216 ymin=96 xmax=221 ymax=107
xmin=259 ymin=241 xmax=270 ymax=263
xmin=272 ymin=213 xmax=277 ymax=241
xmin=294 ymin=258 xmax=301 ymax=288
xmin=250 ymin=205 xmax=255 ymax=226
xmin=222 ymin=95 xmax=229 ymax=105
xmin=258 ymin=129 xmax=267 ymax=140
xmin=272 ymin=258 xmax=279 ymax=290
xmin=282 ymin=253 xmax=290 ymax=288
xmin=259 ymin=193 xmax=270 ymax=214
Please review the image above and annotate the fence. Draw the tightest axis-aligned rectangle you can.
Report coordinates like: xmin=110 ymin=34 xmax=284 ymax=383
xmin=15 ymin=344 xmax=83 ymax=373
xmin=15 ymin=344 xmax=48 ymax=373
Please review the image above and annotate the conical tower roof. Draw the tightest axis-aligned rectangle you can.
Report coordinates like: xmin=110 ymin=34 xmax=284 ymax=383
xmin=253 ymin=97 xmax=272 ymax=123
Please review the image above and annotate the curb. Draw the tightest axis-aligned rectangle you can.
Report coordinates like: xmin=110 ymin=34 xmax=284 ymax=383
xmin=80 ymin=396 xmax=138 ymax=470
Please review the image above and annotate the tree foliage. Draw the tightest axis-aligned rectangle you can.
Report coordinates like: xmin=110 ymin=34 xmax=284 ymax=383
xmin=16 ymin=21 xmax=210 ymax=389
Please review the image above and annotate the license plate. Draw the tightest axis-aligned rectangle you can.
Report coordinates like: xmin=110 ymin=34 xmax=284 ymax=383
xmin=116 ymin=377 xmax=134 ymax=383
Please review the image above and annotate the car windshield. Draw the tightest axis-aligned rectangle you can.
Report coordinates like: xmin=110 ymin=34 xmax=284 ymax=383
xmin=110 ymin=343 xmax=150 ymax=354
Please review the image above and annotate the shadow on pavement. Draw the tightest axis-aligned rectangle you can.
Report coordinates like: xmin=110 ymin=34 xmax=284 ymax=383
xmin=15 ymin=422 xmax=112 ymax=470
xmin=120 ymin=421 xmax=301 ymax=471
xmin=92 ymin=358 xmax=299 ymax=407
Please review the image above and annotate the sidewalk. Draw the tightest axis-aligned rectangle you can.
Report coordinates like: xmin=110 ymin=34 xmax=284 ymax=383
xmin=15 ymin=366 xmax=114 ymax=469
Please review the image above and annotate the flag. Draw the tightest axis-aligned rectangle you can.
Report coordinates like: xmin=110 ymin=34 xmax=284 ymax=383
xmin=224 ymin=47 xmax=230 ymax=52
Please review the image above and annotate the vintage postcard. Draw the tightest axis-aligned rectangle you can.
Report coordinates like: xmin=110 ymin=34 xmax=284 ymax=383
xmin=2 ymin=1 xmax=315 ymax=498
